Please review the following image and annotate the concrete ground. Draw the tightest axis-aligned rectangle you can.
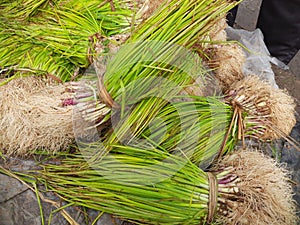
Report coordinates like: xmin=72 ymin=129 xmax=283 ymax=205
xmin=273 ymin=65 xmax=300 ymax=220
xmin=272 ymin=69 xmax=300 ymax=217
xmin=273 ymin=65 xmax=300 ymax=116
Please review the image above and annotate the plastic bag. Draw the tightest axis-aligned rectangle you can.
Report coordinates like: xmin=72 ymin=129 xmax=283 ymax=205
xmin=226 ymin=27 xmax=289 ymax=88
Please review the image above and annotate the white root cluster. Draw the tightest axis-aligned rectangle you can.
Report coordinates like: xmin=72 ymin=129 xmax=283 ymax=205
xmin=205 ymin=17 xmax=246 ymax=91
xmin=229 ymin=76 xmax=296 ymax=140
xmin=0 ymin=76 xmax=74 ymax=156
xmin=216 ymin=150 xmax=297 ymax=225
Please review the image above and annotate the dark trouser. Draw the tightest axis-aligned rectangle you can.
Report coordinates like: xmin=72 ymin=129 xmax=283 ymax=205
xmin=227 ymin=0 xmax=300 ymax=64
xmin=257 ymin=0 xmax=300 ymax=64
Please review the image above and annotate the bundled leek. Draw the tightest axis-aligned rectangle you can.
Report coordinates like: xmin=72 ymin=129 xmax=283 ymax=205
xmin=72 ymin=0 xmax=240 ymax=141
xmin=0 ymin=0 xmax=139 ymax=83
xmin=38 ymin=143 xmax=297 ymax=225
xmin=103 ymin=0 xmax=239 ymax=98
xmin=100 ymin=95 xmax=235 ymax=168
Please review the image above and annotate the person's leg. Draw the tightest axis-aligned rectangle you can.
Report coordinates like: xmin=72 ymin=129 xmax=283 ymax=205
xmin=257 ymin=0 xmax=300 ymax=64
xmin=227 ymin=6 xmax=238 ymax=27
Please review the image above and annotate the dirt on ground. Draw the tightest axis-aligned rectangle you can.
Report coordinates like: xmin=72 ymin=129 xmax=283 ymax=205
xmin=273 ymin=64 xmax=300 ymax=117
xmin=272 ymin=64 xmax=300 ymax=222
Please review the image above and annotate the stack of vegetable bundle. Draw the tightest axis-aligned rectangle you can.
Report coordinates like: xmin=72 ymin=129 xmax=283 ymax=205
xmin=0 ymin=0 xmax=298 ymax=224
xmin=0 ymin=0 xmax=243 ymax=156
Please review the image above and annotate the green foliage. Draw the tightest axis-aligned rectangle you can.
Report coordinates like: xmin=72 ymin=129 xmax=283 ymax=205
xmin=105 ymin=95 xmax=235 ymax=168
xmin=79 ymin=0 xmax=240 ymax=167
xmin=0 ymin=0 xmax=135 ymax=83
xmin=38 ymin=143 xmax=211 ymax=225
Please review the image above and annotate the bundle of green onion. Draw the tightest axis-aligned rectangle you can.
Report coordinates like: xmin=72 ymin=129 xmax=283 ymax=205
xmin=0 ymin=0 xmax=138 ymax=84
xmin=72 ymin=0 xmax=240 ymax=137
xmin=103 ymin=0 xmax=239 ymax=98
xmin=102 ymin=95 xmax=235 ymax=168
xmin=38 ymin=143 xmax=297 ymax=225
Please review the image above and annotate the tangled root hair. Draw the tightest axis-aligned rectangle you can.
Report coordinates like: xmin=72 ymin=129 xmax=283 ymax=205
xmin=228 ymin=76 xmax=296 ymax=140
xmin=0 ymin=76 xmax=74 ymax=156
xmin=209 ymin=16 xmax=228 ymax=42
xmin=210 ymin=43 xmax=245 ymax=91
xmin=216 ymin=150 xmax=297 ymax=225
xmin=137 ymin=0 xmax=169 ymax=20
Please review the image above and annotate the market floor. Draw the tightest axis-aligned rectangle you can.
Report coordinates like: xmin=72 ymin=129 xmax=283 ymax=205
xmin=273 ymin=64 xmax=300 ymax=221
xmin=273 ymin=65 xmax=300 ymax=116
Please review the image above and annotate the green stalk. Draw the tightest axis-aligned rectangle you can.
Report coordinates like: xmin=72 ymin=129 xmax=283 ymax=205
xmin=75 ymin=0 xmax=239 ymax=120
xmin=38 ymin=145 xmax=210 ymax=224
xmin=0 ymin=0 xmax=137 ymax=83
xmin=36 ymin=143 xmax=243 ymax=225
xmin=103 ymin=95 xmax=235 ymax=168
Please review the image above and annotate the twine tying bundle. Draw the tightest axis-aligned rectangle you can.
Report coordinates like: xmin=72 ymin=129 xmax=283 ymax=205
xmin=207 ymin=172 xmax=218 ymax=223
